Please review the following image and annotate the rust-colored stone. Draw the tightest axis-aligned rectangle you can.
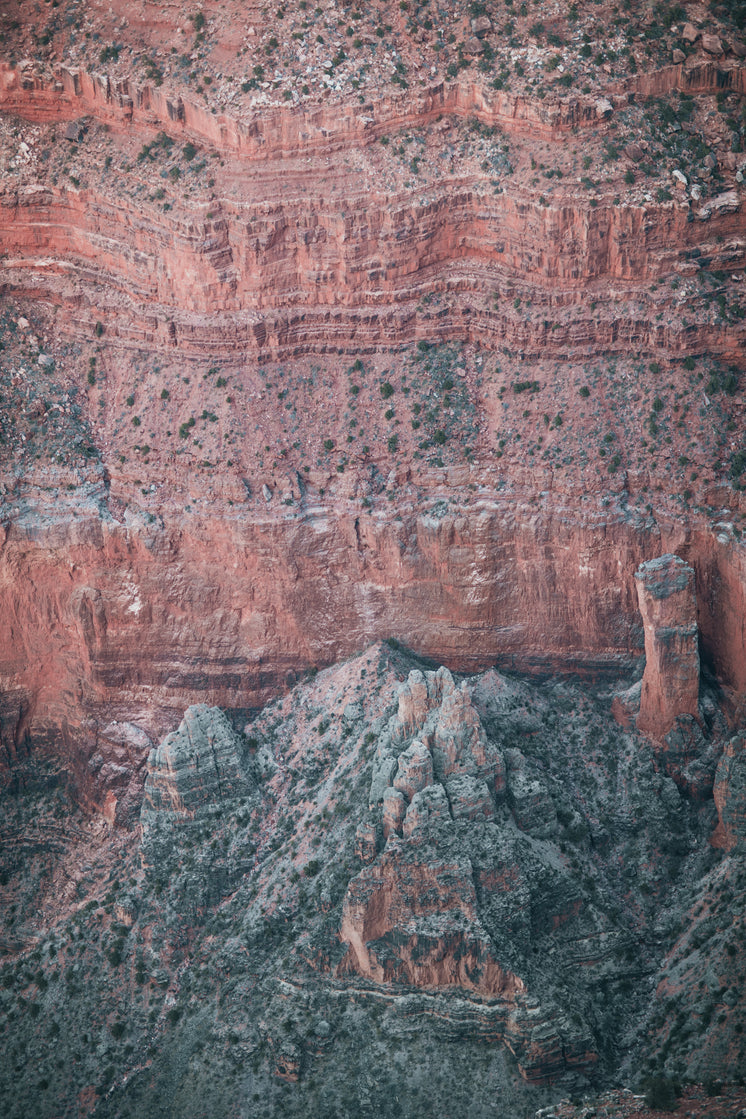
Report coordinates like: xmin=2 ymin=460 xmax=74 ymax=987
xmin=635 ymin=554 xmax=700 ymax=739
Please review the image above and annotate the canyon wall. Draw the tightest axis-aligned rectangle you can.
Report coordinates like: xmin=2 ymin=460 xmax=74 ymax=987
xmin=2 ymin=62 xmax=745 ymax=364
xmin=2 ymin=486 xmax=746 ymax=813
xmin=2 ymin=136 xmax=744 ymax=365
xmin=1 ymin=61 xmax=745 ymax=809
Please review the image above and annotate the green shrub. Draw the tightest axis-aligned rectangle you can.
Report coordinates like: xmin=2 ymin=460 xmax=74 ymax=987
xmin=730 ymin=449 xmax=746 ymax=480
xmin=643 ymin=1075 xmax=680 ymax=1111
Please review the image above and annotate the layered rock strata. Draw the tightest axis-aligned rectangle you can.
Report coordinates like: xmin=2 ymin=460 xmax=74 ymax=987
xmin=1 ymin=49 xmax=745 ymax=813
xmin=1 ymin=63 xmax=745 ymax=364
xmin=141 ymin=703 xmax=252 ymax=823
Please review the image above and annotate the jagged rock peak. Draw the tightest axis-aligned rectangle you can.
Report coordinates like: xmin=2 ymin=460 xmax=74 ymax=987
xmin=141 ymin=704 xmax=251 ymax=824
xmin=395 ymin=666 xmax=456 ymax=736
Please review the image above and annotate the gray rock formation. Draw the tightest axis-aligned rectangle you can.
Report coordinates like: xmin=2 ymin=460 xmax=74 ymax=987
xmin=141 ymin=704 xmax=251 ymax=824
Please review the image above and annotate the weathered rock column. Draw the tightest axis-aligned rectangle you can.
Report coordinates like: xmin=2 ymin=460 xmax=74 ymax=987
xmin=635 ymin=554 xmax=700 ymax=737
xmin=713 ymin=736 xmax=746 ymax=851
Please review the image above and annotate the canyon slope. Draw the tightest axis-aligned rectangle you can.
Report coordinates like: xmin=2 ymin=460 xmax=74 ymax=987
xmin=1 ymin=0 xmax=746 ymax=1114
xmin=2 ymin=645 xmax=745 ymax=1118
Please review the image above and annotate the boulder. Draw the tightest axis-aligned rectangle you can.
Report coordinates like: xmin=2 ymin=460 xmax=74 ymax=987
xmin=701 ymin=33 xmax=723 ymax=55
xmin=697 ymin=190 xmax=740 ymax=220
xmin=64 ymin=120 xmax=86 ymax=142
xmin=471 ymin=16 xmax=492 ymax=37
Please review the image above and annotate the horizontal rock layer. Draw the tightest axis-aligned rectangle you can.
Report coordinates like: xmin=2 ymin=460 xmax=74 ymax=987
xmin=2 ymin=493 xmax=746 ymax=810
xmin=1 ymin=59 xmax=745 ymax=811
xmin=1 ymin=64 xmax=744 ymax=365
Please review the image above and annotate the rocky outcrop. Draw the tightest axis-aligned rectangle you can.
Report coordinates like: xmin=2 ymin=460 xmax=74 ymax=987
xmin=713 ymin=735 xmax=746 ymax=850
xmin=339 ymin=847 xmax=524 ymax=997
xmin=337 ymin=661 xmax=606 ymax=1081
xmin=4 ymin=641 xmax=742 ymax=1114
xmin=504 ymin=749 xmax=557 ymax=840
xmin=392 ymin=739 xmax=434 ymax=801
xmin=139 ymin=704 xmax=255 ymax=906
xmin=635 ymin=554 xmax=700 ymax=739
xmin=141 ymin=703 xmax=251 ymax=823
xmin=3 ymin=494 xmax=746 ymax=817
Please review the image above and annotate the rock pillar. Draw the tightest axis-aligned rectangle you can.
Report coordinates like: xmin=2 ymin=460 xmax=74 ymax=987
xmin=635 ymin=554 xmax=700 ymax=737
xmin=713 ymin=737 xmax=746 ymax=851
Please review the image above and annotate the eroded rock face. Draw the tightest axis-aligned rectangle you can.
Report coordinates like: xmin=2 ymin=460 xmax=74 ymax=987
xmin=140 ymin=704 xmax=255 ymax=906
xmin=505 ymin=749 xmax=557 ymax=840
xmin=635 ymin=554 xmax=700 ymax=739
xmin=392 ymin=739 xmax=434 ymax=801
xmin=141 ymin=704 xmax=251 ymax=823
xmin=3 ymin=641 xmax=742 ymax=1114
xmin=339 ymin=848 xmax=523 ymax=997
xmin=337 ymin=662 xmax=604 ymax=1080
xmin=713 ymin=736 xmax=746 ymax=850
